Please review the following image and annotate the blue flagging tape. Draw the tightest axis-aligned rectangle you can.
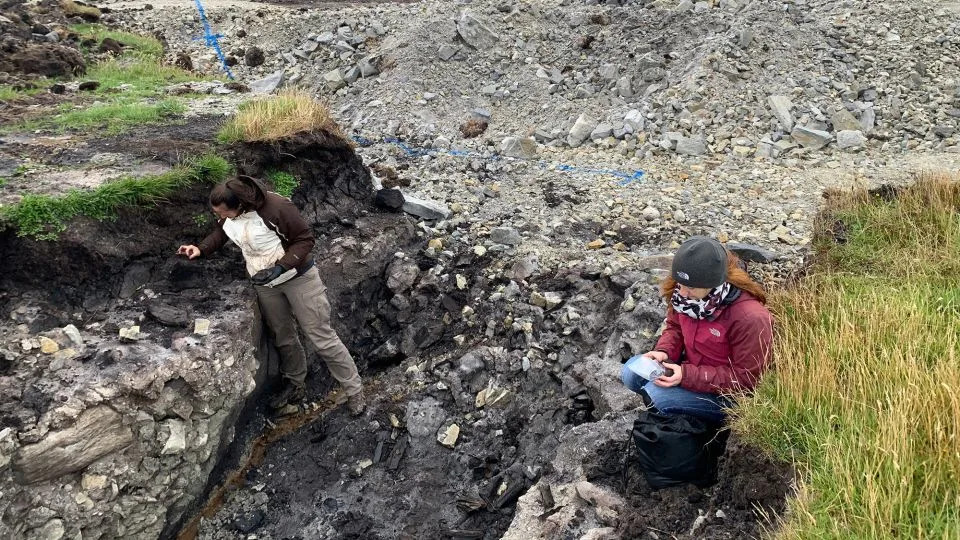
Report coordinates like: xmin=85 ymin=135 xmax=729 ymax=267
xmin=193 ymin=0 xmax=234 ymax=80
xmin=354 ymin=135 xmax=645 ymax=186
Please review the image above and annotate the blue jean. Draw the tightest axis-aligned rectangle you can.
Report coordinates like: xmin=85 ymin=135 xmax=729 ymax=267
xmin=621 ymin=357 xmax=731 ymax=424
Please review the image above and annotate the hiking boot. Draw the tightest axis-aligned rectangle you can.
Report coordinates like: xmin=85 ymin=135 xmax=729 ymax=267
xmin=346 ymin=391 xmax=366 ymax=416
xmin=269 ymin=382 xmax=305 ymax=410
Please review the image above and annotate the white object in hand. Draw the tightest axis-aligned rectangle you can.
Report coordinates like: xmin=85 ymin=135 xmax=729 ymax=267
xmin=629 ymin=355 xmax=666 ymax=381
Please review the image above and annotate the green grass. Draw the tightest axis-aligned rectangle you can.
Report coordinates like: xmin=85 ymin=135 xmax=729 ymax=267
xmin=70 ymin=23 xmax=165 ymax=58
xmin=733 ymin=176 xmax=960 ymax=539
xmin=0 ymin=83 xmax=49 ymax=102
xmin=51 ymin=99 xmax=186 ymax=134
xmin=267 ymin=170 xmax=299 ymax=197
xmin=0 ymin=154 xmax=231 ymax=240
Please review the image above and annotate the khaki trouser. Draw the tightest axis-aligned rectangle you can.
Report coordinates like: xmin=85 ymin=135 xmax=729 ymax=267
xmin=254 ymin=266 xmax=362 ymax=396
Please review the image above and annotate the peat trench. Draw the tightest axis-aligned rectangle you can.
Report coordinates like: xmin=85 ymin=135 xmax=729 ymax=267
xmin=0 ymin=133 xmax=792 ymax=540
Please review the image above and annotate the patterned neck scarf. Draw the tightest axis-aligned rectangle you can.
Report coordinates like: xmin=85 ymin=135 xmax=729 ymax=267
xmin=671 ymin=282 xmax=740 ymax=320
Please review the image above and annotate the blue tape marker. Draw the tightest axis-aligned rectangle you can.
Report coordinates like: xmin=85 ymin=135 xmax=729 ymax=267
xmin=353 ymin=135 xmax=645 ymax=184
xmin=193 ymin=0 xmax=234 ymax=80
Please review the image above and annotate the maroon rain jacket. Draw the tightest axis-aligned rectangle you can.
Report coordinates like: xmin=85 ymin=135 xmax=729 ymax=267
xmin=654 ymin=292 xmax=773 ymax=395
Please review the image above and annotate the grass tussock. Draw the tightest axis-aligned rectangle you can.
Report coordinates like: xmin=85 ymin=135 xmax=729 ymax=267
xmin=1 ymin=154 xmax=230 ymax=240
xmin=266 ymin=170 xmax=299 ymax=198
xmin=70 ymin=23 xmax=164 ymax=58
xmin=61 ymin=0 xmax=101 ymax=21
xmin=733 ymin=174 xmax=960 ymax=539
xmin=217 ymin=91 xmax=344 ymax=143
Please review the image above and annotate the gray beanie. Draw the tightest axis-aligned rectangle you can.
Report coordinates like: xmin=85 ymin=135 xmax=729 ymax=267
xmin=671 ymin=236 xmax=728 ymax=288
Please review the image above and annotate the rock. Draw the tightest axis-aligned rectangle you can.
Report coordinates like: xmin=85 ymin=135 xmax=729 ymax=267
xmin=860 ymin=107 xmax=876 ymax=134
xmin=10 ymin=44 xmax=85 ymax=78
xmin=358 ymin=56 xmax=380 ymax=78
xmin=62 ymin=325 xmax=83 ymax=347
xmin=836 ymin=130 xmax=866 ymax=150
xmin=530 ymin=291 xmax=563 ymax=310
xmin=457 ymin=11 xmax=498 ymax=49
xmin=34 ymin=519 xmax=65 ymax=540
xmin=402 ymin=194 xmax=451 ymax=220
xmin=490 ymin=227 xmax=522 ymax=245
xmin=404 ymin=398 xmax=446 ymax=438
xmin=161 ymin=419 xmax=186 ymax=455
xmin=727 ymin=242 xmax=778 ymax=263
xmin=81 ymin=473 xmax=108 ymax=490
xmin=475 ymin=387 xmax=512 ymax=408
xmin=12 ymin=406 xmax=134 ymax=484
xmin=590 ymin=123 xmax=614 ymax=141
xmin=437 ymin=424 xmax=459 ymax=448
xmin=249 ymin=70 xmax=284 ymax=94
xmin=147 ymin=301 xmax=189 ymax=327
xmin=642 ymin=206 xmax=660 ymax=221
xmin=49 ymin=83 xmax=66 ymax=94
xmin=39 ymin=337 xmax=59 ymax=354
xmin=78 ymin=81 xmax=99 ymax=91
xmin=510 ymin=255 xmax=539 ymax=281
xmin=98 ymin=38 xmax=122 ymax=55
xmin=623 ymin=109 xmax=644 ymax=131
xmin=791 ymin=126 xmax=833 ymax=150
xmin=831 ymin=108 xmax=861 ymax=131
xmin=244 ymin=46 xmax=265 ymax=67
xmin=500 ymin=137 xmax=537 ymax=158
xmin=386 ymin=260 xmax=419 ymax=293
xmin=587 ymin=239 xmax=605 ymax=250
xmin=675 ymin=137 xmax=707 ymax=156
xmin=767 ymin=95 xmax=795 ymax=131
xmin=342 ymin=66 xmax=361 ymax=84
xmin=174 ymin=52 xmax=193 ymax=71
xmin=738 ymin=28 xmax=755 ymax=48
xmin=375 ymin=188 xmax=404 ymax=210
xmin=193 ymin=319 xmax=211 ymax=336
xmin=438 ymin=44 xmax=460 ymax=61
xmin=568 ymin=114 xmax=598 ymax=147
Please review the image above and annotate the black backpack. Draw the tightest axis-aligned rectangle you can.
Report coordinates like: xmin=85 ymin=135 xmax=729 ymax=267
xmin=630 ymin=410 xmax=731 ymax=489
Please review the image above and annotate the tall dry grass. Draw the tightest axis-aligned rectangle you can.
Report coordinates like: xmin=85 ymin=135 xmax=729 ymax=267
xmin=217 ymin=91 xmax=345 ymax=143
xmin=734 ymin=174 xmax=960 ymax=539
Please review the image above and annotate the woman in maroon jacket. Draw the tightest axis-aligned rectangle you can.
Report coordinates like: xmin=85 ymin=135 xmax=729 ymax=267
xmin=621 ymin=236 xmax=773 ymax=423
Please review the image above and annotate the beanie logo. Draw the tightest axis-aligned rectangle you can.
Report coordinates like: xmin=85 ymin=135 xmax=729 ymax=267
xmin=676 ymin=271 xmax=690 ymax=280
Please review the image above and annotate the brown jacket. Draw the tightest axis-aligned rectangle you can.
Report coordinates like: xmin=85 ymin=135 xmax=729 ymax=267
xmin=198 ymin=192 xmax=315 ymax=270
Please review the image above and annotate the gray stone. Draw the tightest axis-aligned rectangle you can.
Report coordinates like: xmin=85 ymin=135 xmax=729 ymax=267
xmin=642 ymin=206 xmax=660 ymax=221
xmin=161 ymin=419 xmax=186 ymax=455
xmin=13 ymin=406 xmax=133 ymax=484
xmin=44 ymin=31 xmax=60 ymax=43
xmin=860 ymin=107 xmax=876 ymax=134
xmin=590 ymin=123 xmax=614 ymax=141
xmin=510 ymin=254 xmax=539 ymax=281
xmin=249 ymin=70 xmax=284 ymax=94
xmin=641 ymin=67 xmax=666 ymax=82
xmin=404 ymin=398 xmax=446 ymax=438
xmin=490 ymin=227 xmax=523 ymax=246
xmin=500 ymin=137 xmax=537 ymax=158
xmin=567 ymin=114 xmax=598 ymax=147
xmin=323 ymin=68 xmax=346 ymax=90
xmin=358 ymin=56 xmax=380 ymax=77
xmin=386 ymin=260 xmax=420 ymax=293
xmin=623 ymin=109 xmax=644 ymax=131
xmin=401 ymin=194 xmax=451 ymax=220
xmin=767 ymin=95 xmax=795 ymax=131
xmin=831 ymin=108 xmax=861 ymax=131
xmin=598 ymin=64 xmax=618 ymax=80
xmin=738 ymin=28 xmax=755 ymax=48
xmin=772 ymin=139 xmax=798 ymax=157
xmin=727 ymin=242 xmax=779 ymax=263
xmin=674 ymin=137 xmax=707 ymax=156
xmin=438 ymin=44 xmax=460 ymax=61
xmin=457 ymin=11 xmax=498 ymax=49
xmin=343 ymin=66 xmax=361 ymax=84
xmin=836 ymin=130 xmax=866 ymax=150
xmin=147 ymin=302 xmax=190 ymax=327
xmin=62 ymin=324 xmax=83 ymax=348
xmin=33 ymin=519 xmax=65 ymax=540
xmin=791 ymin=126 xmax=833 ymax=149
xmin=530 ymin=291 xmax=563 ymax=310
xmin=616 ymin=76 xmax=633 ymax=98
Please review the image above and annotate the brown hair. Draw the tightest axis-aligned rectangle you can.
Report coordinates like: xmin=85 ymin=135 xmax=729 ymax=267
xmin=209 ymin=175 xmax=266 ymax=212
xmin=660 ymin=251 xmax=767 ymax=306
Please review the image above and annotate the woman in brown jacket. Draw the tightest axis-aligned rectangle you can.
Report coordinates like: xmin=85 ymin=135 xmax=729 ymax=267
xmin=177 ymin=176 xmax=366 ymax=415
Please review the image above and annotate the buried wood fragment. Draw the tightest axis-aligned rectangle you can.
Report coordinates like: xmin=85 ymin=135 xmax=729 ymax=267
xmin=442 ymin=529 xmax=483 ymax=539
xmin=387 ymin=433 xmax=408 ymax=470
xmin=538 ymin=483 xmax=555 ymax=510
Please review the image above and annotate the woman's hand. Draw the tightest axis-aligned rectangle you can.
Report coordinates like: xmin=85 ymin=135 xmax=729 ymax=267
xmin=642 ymin=350 xmax=668 ymax=363
xmin=177 ymin=245 xmax=201 ymax=259
xmin=654 ymin=362 xmax=683 ymax=387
